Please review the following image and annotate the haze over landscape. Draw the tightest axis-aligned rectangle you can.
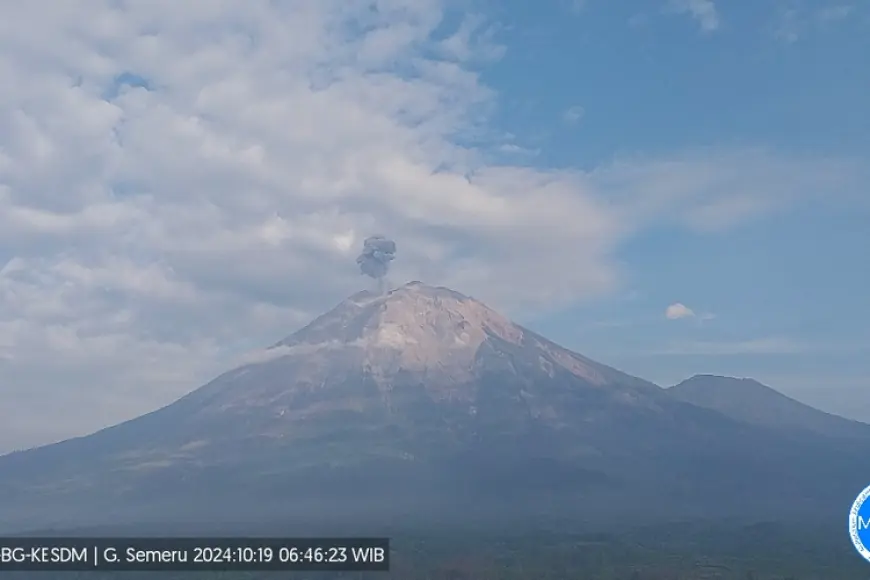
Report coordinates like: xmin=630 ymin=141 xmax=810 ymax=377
xmin=1 ymin=0 xmax=869 ymax=577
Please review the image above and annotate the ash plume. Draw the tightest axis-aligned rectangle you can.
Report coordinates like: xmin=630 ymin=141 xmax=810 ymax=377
xmin=356 ymin=235 xmax=396 ymax=293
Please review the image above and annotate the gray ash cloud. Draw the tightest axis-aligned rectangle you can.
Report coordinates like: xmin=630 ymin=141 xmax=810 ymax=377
xmin=356 ymin=235 xmax=396 ymax=281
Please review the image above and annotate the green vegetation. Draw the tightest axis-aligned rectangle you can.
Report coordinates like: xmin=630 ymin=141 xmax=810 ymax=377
xmin=380 ymin=522 xmax=867 ymax=579
xmin=5 ymin=522 xmax=867 ymax=579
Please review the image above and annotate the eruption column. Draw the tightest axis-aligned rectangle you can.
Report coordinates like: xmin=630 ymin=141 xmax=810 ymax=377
xmin=356 ymin=235 xmax=396 ymax=294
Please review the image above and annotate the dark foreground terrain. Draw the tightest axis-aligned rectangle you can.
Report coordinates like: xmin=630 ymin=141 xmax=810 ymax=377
xmin=3 ymin=522 xmax=868 ymax=580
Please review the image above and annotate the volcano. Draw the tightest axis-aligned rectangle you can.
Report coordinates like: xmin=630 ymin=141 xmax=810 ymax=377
xmin=0 ymin=282 xmax=867 ymax=533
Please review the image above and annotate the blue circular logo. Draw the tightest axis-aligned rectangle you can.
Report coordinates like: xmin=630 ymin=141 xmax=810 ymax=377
xmin=849 ymin=484 xmax=870 ymax=562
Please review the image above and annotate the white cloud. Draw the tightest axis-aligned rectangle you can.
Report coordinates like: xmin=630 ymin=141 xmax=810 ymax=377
xmin=498 ymin=143 xmax=540 ymax=156
xmin=775 ymin=4 xmax=854 ymax=44
xmin=0 ymin=1 xmax=866 ymax=452
xmin=667 ymin=0 xmax=720 ymax=32
xmin=653 ymin=337 xmax=808 ymax=355
xmin=563 ymin=105 xmax=585 ymax=125
xmin=665 ymin=303 xmax=695 ymax=320
xmin=568 ymin=0 xmax=589 ymax=15
xmin=650 ymin=337 xmax=870 ymax=356
xmin=818 ymin=5 xmax=853 ymax=23
xmin=665 ymin=302 xmax=717 ymax=322
xmin=628 ymin=13 xmax=650 ymax=29
xmin=775 ymin=8 xmax=802 ymax=43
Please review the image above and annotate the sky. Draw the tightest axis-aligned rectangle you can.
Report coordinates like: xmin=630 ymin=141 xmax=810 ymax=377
xmin=0 ymin=0 xmax=867 ymax=453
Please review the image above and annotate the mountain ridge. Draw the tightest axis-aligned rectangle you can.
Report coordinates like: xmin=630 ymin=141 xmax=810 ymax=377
xmin=668 ymin=374 xmax=870 ymax=439
xmin=0 ymin=282 xmax=867 ymax=533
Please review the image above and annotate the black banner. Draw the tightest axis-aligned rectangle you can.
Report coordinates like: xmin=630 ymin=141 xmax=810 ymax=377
xmin=0 ymin=537 xmax=389 ymax=571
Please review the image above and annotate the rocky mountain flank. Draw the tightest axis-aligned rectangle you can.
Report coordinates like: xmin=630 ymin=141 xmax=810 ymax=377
xmin=0 ymin=282 xmax=867 ymax=532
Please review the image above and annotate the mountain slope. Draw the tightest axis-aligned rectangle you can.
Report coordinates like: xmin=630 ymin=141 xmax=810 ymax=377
xmin=0 ymin=283 xmax=867 ymax=533
xmin=668 ymin=374 xmax=870 ymax=439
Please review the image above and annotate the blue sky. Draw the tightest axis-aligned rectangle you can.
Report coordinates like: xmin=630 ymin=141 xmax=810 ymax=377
xmin=489 ymin=1 xmax=868 ymax=162
xmin=0 ymin=0 xmax=867 ymax=451
xmin=471 ymin=0 xmax=870 ymax=417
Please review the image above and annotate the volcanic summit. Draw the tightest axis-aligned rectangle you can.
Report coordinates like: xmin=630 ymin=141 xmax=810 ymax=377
xmin=231 ymin=281 xmax=656 ymax=405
